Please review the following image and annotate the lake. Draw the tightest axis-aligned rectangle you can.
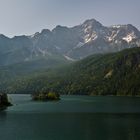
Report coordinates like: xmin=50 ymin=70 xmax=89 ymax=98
xmin=0 ymin=95 xmax=140 ymax=140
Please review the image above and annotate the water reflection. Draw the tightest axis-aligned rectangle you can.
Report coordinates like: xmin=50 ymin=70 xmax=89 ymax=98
xmin=0 ymin=110 xmax=7 ymax=121
xmin=0 ymin=110 xmax=7 ymax=115
xmin=90 ymin=113 xmax=140 ymax=140
xmin=1 ymin=95 xmax=140 ymax=140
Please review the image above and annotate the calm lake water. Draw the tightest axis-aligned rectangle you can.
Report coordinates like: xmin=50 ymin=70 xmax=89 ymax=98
xmin=0 ymin=95 xmax=140 ymax=140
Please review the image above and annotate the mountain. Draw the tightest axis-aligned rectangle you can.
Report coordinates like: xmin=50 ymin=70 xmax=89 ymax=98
xmin=1 ymin=47 xmax=140 ymax=96
xmin=0 ymin=19 xmax=140 ymax=66
xmin=68 ymin=20 xmax=140 ymax=59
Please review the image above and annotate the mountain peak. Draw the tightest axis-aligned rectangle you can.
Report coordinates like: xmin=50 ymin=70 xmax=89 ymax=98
xmin=83 ymin=19 xmax=102 ymax=27
xmin=41 ymin=29 xmax=51 ymax=34
xmin=52 ymin=25 xmax=69 ymax=34
xmin=126 ymin=24 xmax=140 ymax=32
xmin=0 ymin=34 xmax=9 ymax=39
xmin=53 ymin=25 xmax=69 ymax=30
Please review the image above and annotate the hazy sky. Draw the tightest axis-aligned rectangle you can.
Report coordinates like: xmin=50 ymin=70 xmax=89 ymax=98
xmin=0 ymin=0 xmax=139 ymax=37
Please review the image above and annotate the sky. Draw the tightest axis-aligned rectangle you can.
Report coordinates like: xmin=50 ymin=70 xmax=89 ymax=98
xmin=0 ymin=0 xmax=139 ymax=37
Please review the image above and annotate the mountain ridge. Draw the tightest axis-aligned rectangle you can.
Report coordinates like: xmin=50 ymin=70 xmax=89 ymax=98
xmin=0 ymin=18 xmax=140 ymax=66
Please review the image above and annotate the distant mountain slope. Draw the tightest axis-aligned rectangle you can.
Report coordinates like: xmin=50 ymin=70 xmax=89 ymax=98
xmin=2 ymin=47 xmax=140 ymax=96
xmin=0 ymin=19 xmax=140 ymax=66
xmin=0 ymin=54 xmax=69 ymax=82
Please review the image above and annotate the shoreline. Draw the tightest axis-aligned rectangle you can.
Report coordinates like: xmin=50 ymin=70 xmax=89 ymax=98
xmin=7 ymin=93 xmax=140 ymax=98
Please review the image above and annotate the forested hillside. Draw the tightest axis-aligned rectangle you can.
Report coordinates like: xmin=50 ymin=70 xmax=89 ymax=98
xmin=0 ymin=47 xmax=140 ymax=96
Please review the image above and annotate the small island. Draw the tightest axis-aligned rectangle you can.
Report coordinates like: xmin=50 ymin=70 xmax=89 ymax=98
xmin=0 ymin=93 xmax=12 ymax=111
xmin=31 ymin=92 xmax=60 ymax=101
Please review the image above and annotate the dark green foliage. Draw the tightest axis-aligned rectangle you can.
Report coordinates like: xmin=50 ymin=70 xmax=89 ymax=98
xmin=32 ymin=92 xmax=60 ymax=101
xmin=0 ymin=93 xmax=12 ymax=109
xmin=0 ymin=47 xmax=140 ymax=96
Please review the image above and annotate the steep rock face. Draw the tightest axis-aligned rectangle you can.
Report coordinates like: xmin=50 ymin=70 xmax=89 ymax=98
xmin=0 ymin=19 xmax=140 ymax=65
xmin=0 ymin=35 xmax=33 ymax=65
xmin=67 ymin=20 xmax=140 ymax=59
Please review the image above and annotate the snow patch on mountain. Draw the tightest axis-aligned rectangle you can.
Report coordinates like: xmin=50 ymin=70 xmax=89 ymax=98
xmin=38 ymin=48 xmax=47 ymax=56
xmin=111 ymin=25 xmax=124 ymax=29
xmin=122 ymin=32 xmax=137 ymax=43
xmin=64 ymin=55 xmax=75 ymax=61
xmin=84 ymin=33 xmax=98 ymax=43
